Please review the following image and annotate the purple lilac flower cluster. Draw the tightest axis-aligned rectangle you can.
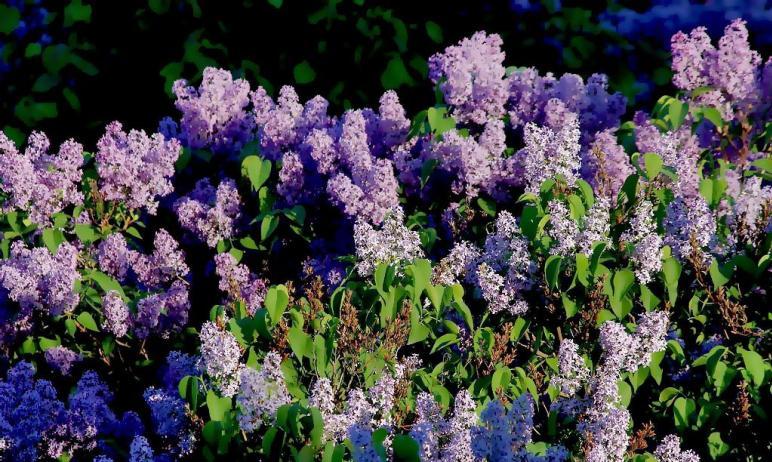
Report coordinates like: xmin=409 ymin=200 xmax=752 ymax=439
xmin=0 ymin=241 xmax=79 ymax=345
xmin=96 ymin=230 xmax=190 ymax=338
xmin=174 ymin=178 xmax=243 ymax=247
xmin=95 ymin=121 xmax=181 ymax=215
xmin=671 ymin=18 xmax=769 ymax=118
xmin=436 ymin=211 xmax=535 ymax=315
xmin=552 ymin=312 xmax=669 ymax=462
xmin=0 ymin=131 xmax=83 ymax=225
xmin=214 ymin=252 xmax=267 ymax=315
xmin=236 ymin=351 xmax=291 ymax=432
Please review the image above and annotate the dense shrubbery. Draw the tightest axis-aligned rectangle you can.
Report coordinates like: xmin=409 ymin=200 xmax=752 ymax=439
xmin=0 ymin=14 xmax=770 ymax=462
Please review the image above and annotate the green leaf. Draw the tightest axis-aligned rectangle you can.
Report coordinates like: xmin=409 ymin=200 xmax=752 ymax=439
xmin=178 ymin=375 xmax=201 ymax=409
xmin=261 ymin=214 xmax=280 ymax=241
xmin=639 ymin=285 xmax=661 ymax=311
xmin=77 ymin=312 xmax=99 ymax=332
xmin=739 ymin=348 xmax=768 ymax=387
xmin=425 ymin=21 xmax=443 ymax=43
xmin=87 ymin=270 xmax=126 ymax=298
xmin=662 ymin=257 xmax=681 ymax=305
xmin=562 ymin=293 xmax=578 ymax=318
xmin=242 ymin=155 xmax=272 ymax=191
xmin=709 ymin=259 xmax=733 ymax=287
xmin=668 ymin=99 xmax=688 ymax=130
xmin=0 ymin=5 xmax=21 ymax=35
xmin=658 ymin=387 xmax=680 ymax=405
xmin=74 ymin=223 xmax=98 ymax=244
xmin=408 ymin=306 xmax=430 ymax=345
xmin=650 ymin=350 xmax=665 ymax=385
xmin=612 ymin=269 xmax=635 ymax=301
xmin=431 ymin=333 xmax=458 ymax=354
xmin=427 ymin=107 xmax=455 ymax=136
xmin=381 ymin=56 xmax=414 ymax=89
xmin=264 ymin=285 xmax=289 ymax=325
xmin=392 ymin=434 xmax=420 ymax=462
xmin=64 ymin=0 xmax=92 ymax=26
xmin=701 ymin=107 xmax=724 ymax=129
xmin=287 ymin=327 xmax=312 ymax=360
xmin=642 ymin=153 xmax=663 ymax=180
xmin=477 ymin=197 xmax=496 ymax=216
xmin=492 ymin=366 xmax=511 ymax=393
xmin=42 ymin=228 xmax=65 ymax=254
xmin=38 ymin=336 xmax=61 ymax=351
xmin=544 ymin=255 xmax=563 ymax=290
xmin=566 ymin=195 xmax=586 ymax=220
xmin=673 ymin=397 xmax=696 ymax=431
xmin=293 ymin=61 xmax=316 ymax=84
xmin=710 ymin=360 xmax=737 ymax=395
xmin=206 ymin=390 xmax=231 ymax=422
xmin=708 ymin=432 xmax=730 ymax=459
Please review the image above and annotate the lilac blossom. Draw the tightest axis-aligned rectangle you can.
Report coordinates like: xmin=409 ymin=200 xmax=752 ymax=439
xmin=170 ymin=67 xmax=254 ymax=154
xmin=96 ymin=121 xmax=181 ymax=214
xmin=671 ymin=19 xmax=764 ymax=116
xmin=582 ymin=130 xmax=634 ymax=198
xmin=101 ymin=290 xmax=130 ymax=338
xmin=634 ymin=113 xmax=701 ymax=199
xmin=131 ymin=229 xmax=190 ymax=290
xmin=162 ymin=351 xmax=201 ymax=392
xmin=199 ymin=321 xmax=242 ymax=397
xmin=44 ymin=346 xmax=81 ymax=375
xmin=519 ymin=111 xmax=582 ymax=192
xmin=471 ymin=395 xmax=542 ymax=461
xmin=214 ymin=252 xmax=267 ymax=316
xmin=654 ymin=435 xmax=700 ymax=462
xmin=551 ymin=339 xmax=589 ymax=396
xmin=620 ymin=200 xmax=663 ymax=284
xmin=0 ymin=131 xmax=83 ymax=225
xmin=725 ymin=176 xmax=772 ymax=248
xmin=664 ymin=196 xmax=716 ymax=261
xmin=129 ymin=435 xmax=155 ymax=462
xmin=47 ymin=370 xmax=118 ymax=458
xmin=353 ymin=207 xmax=423 ymax=277
xmin=507 ymin=70 xmax=626 ymax=139
xmin=236 ymin=352 xmax=291 ymax=432
xmin=548 ymin=200 xmax=580 ymax=256
xmin=0 ymin=241 xmax=80 ymax=317
xmin=174 ymin=178 xmax=243 ymax=248
xmin=428 ymin=31 xmax=508 ymax=124
xmin=0 ymin=362 xmax=65 ymax=462
xmin=577 ymin=196 xmax=612 ymax=255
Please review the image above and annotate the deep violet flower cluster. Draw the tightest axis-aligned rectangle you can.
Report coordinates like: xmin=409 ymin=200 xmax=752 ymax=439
xmin=0 ymin=131 xmax=83 ymax=226
xmin=0 ymin=362 xmax=142 ymax=462
xmin=95 ymin=121 xmax=181 ymax=215
xmin=174 ymin=178 xmax=243 ymax=247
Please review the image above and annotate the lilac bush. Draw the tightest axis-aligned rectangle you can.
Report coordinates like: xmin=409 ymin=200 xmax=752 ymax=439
xmin=0 ymin=16 xmax=769 ymax=462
